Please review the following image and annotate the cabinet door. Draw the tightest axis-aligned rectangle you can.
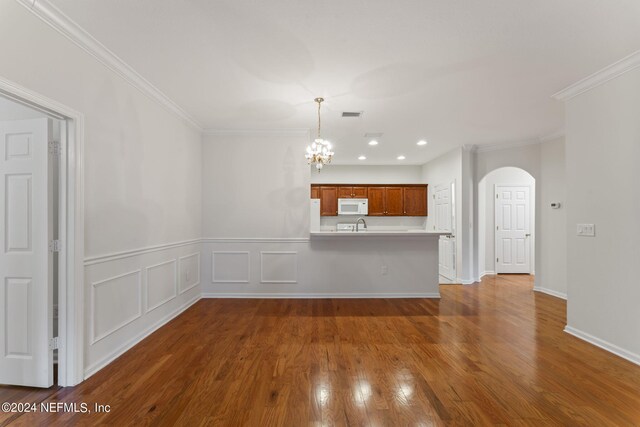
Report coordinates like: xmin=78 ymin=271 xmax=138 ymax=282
xmin=352 ymin=186 xmax=368 ymax=198
xmin=403 ymin=186 xmax=427 ymax=216
xmin=338 ymin=186 xmax=353 ymax=198
xmin=310 ymin=186 xmax=319 ymax=199
xmin=367 ymin=187 xmax=385 ymax=216
xmin=385 ymin=187 xmax=404 ymax=215
xmin=320 ymin=187 xmax=338 ymax=216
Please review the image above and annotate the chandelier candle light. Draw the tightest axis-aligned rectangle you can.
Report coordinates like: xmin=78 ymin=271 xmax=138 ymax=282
xmin=306 ymin=97 xmax=334 ymax=171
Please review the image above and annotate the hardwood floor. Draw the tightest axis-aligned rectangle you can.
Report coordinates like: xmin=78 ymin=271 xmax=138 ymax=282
xmin=2 ymin=275 xmax=640 ymax=426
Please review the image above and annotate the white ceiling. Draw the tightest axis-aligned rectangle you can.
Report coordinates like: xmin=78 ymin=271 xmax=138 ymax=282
xmin=49 ymin=0 xmax=640 ymax=164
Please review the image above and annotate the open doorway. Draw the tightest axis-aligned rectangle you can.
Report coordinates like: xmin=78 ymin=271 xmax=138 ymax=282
xmin=478 ymin=167 xmax=535 ymax=277
xmin=0 ymin=96 xmax=63 ymax=388
xmin=0 ymin=77 xmax=84 ymax=389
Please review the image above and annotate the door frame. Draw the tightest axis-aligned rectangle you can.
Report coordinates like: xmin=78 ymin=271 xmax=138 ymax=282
xmin=0 ymin=76 xmax=85 ymax=386
xmin=494 ymin=184 xmax=532 ymax=275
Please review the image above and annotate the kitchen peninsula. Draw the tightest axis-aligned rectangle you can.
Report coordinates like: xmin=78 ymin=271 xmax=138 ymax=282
xmin=309 ymin=183 xmax=447 ymax=297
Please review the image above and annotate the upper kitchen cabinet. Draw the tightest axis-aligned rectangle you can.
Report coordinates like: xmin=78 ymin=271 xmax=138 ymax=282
xmin=311 ymin=186 xmax=319 ymax=199
xmin=403 ymin=186 xmax=428 ymax=216
xmin=338 ymin=186 xmax=368 ymax=198
xmin=367 ymin=186 xmax=403 ymax=216
xmin=319 ymin=186 xmax=338 ymax=216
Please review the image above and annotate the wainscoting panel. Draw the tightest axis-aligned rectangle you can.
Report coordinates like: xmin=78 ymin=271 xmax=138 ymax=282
xmin=179 ymin=252 xmax=200 ymax=294
xmin=146 ymin=260 xmax=177 ymax=313
xmin=260 ymin=251 xmax=297 ymax=283
xmin=84 ymin=241 xmax=202 ymax=379
xmin=91 ymin=270 xmax=142 ymax=344
xmin=212 ymin=251 xmax=250 ymax=283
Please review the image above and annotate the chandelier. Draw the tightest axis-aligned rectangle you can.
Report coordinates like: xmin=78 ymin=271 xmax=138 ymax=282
xmin=305 ymin=97 xmax=334 ymax=171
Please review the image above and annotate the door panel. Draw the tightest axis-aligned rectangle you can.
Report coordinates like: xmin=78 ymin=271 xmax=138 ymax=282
xmin=385 ymin=187 xmax=403 ymax=216
xmin=338 ymin=187 xmax=353 ymax=198
xmin=352 ymin=186 xmax=367 ymax=198
xmin=439 ymin=236 xmax=455 ymax=281
xmin=367 ymin=187 xmax=385 ymax=216
xmin=0 ymin=118 xmax=53 ymax=387
xmin=319 ymin=187 xmax=338 ymax=216
xmin=403 ymin=187 xmax=427 ymax=216
xmin=496 ymin=185 xmax=531 ymax=274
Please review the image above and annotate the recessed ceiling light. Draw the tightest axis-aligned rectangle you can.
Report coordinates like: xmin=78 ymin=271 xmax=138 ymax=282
xmin=358 ymin=155 xmax=367 ymax=160
xmin=417 ymin=140 xmax=428 ymax=146
xmin=397 ymin=155 xmax=406 ymax=160
xmin=368 ymin=140 xmax=378 ymax=146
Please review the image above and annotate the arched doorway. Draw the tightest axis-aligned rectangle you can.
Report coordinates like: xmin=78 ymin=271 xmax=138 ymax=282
xmin=478 ymin=167 xmax=535 ymax=277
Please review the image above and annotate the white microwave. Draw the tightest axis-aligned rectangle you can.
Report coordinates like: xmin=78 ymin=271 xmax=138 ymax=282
xmin=338 ymin=198 xmax=368 ymax=215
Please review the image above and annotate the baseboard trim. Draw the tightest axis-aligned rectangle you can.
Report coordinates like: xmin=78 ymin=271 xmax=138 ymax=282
xmin=533 ymin=287 xmax=567 ymax=300
xmin=479 ymin=271 xmax=496 ymax=281
xmin=564 ymin=325 xmax=640 ymax=367
xmin=459 ymin=278 xmax=477 ymax=285
xmin=202 ymin=292 xmax=441 ymax=299
xmin=83 ymin=294 xmax=201 ymax=379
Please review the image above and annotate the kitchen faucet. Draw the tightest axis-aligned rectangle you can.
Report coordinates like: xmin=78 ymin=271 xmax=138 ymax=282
xmin=355 ymin=217 xmax=367 ymax=232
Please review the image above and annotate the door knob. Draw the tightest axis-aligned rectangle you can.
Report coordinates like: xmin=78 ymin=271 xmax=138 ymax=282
xmin=525 ymin=233 xmax=531 ymax=237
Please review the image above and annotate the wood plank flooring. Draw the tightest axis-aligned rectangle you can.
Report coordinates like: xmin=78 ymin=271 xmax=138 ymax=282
xmin=2 ymin=274 xmax=640 ymax=426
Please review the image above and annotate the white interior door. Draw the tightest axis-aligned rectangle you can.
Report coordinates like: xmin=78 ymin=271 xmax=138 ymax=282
xmin=495 ymin=185 xmax=531 ymax=274
xmin=434 ymin=183 xmax=455 ymax=281
xmin=0 ymin=118 xmax=54 ymax=387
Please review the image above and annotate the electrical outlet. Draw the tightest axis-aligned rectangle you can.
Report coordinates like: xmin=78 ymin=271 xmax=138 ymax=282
xmin=577 ymin=224 xmax=595 ymax=237
xmin=381 ymin=265 xmax=388 ymax=275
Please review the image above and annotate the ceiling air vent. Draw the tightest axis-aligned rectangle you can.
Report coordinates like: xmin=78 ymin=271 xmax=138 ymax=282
xmin=342 ymin=111 xmax=362 ymax=118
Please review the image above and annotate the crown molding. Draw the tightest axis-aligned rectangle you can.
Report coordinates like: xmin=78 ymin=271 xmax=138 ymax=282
xmin=16 ymin=0 xmax=203 ymax=131
xmin=473 ymin=138 xmax=542 ymax=153
xmin=203 ymin=128 xmax=311 ymax=137
xmin=539 ymin=128 xmax=565 ymax=143
xmin=553 ymin=49 xmax=640 ymax=101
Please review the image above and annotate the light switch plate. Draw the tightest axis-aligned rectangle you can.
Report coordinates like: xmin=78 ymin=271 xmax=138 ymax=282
xmin=577 ymin=224 xmax=595 ymax=237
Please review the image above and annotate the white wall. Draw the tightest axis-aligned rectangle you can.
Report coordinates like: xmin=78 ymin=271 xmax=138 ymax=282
xmin=310 ymin=165 xmax=424 ymax=184
xmin=538 ymin=138 xmax=567 ymax=297
xmin=202 ymin=133 xmax=310 ymax=238
xmin=478 ymin=167 xmax=536 ymax=275
xmin=564 ymin=66 xmax=640 ymax=364
xmin=0 ymin=2 xmax=203 ymax=380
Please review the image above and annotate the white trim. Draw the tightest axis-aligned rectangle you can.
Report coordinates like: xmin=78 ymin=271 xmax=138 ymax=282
xmin=0 ymin=75 xmax=85 ymax=387
xmin=539 ymin=129 xmax=565 ymax=143
xmin=90 ymin=270 xmax=143 ymax=345
xmin=144 ymin=259 xmax=178 ymax=313
xmin=84 ymin=294 xmax=201 ymax=379
xmin=202 ymin=237 xmax=310 ymax=244
xmin=473 ymin=138 xmax=541 ymax=153
xmin=211 ymin=251 xmax=250 ymax=283
xmin=202 ymin=292 xmax=441 ymax=299
xmin=533 ymin=287 xmax=567 ymax=300
xmin=564 ymin=326 xmax=640 ymax=367
xmin=460 ymin=279 xmax=476 ymax=285
xmin=553 ymin=49 xmax=640 ymax=101
xmin=203 ymin=128 xmax=311 ymax=137
xmin=479 ymin=271 xmax=495 ymax=280
xmin=84 ymin=239 xmax=201 ymax=265
xmin=15 ymin=0 xmax=202 ymax=130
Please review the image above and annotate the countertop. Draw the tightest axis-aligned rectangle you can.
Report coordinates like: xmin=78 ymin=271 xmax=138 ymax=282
xmin=310 ymin=230 xmax=450 ymax=238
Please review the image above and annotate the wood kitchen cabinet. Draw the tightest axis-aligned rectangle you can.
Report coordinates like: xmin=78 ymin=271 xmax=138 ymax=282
xmin=403 ymin=186 xmax=428 ymax=216
xmin=338 ymin=186 xmax=368 ymax=198
xmin=367 ymin=186 xmax=403 ymax=216
xmin=319 ymin=186 xmax=338 ymax=216
xmin=310 ymin=184 xmax=428 ymax=216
